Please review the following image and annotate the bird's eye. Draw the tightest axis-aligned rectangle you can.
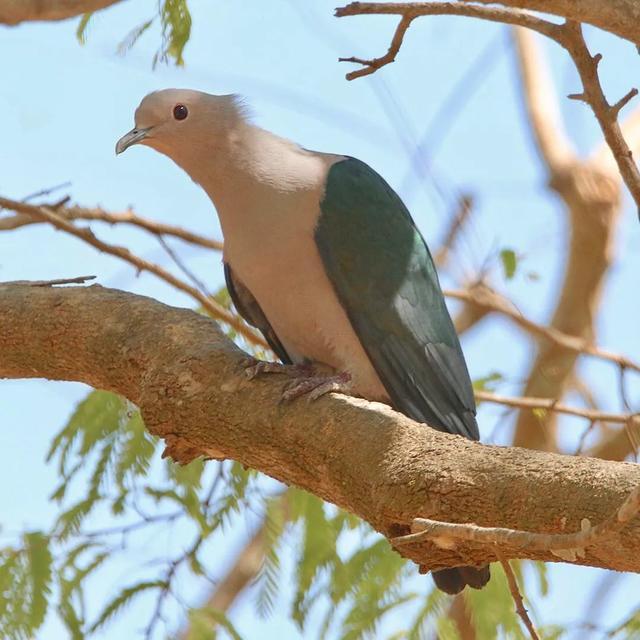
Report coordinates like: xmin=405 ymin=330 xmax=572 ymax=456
xmin=173 ymin=104 xmax=188 ymax=121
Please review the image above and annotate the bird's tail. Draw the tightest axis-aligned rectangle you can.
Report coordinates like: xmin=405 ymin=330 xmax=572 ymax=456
xmin=432 ymin=565 xmax=491 ymax=595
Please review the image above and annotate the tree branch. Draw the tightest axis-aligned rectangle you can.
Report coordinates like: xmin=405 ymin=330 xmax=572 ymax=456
xmin=512 ymin=27 xmax=576 ymax=173
xmin=0 ymin=0 xmax=124 ymax=25
xmin=395 ymin=484 xmax=640 ymax=556
xmin=0 ymin=197 xmax=265 ymax=349
xmin=0 ymin=197 xmax=223 ymax=252
xmin=498 ymin=554 xmax=540 ymax=640
xmin=336 ymin=4 xmax=640 ymax=215
xmin=476 ymin=390 xmax=639 ymax=427
xmin=2 ymin=283 xmax=640 ymax=573
xmin=445 ymin=286 xmax=638 ymax=373
xmin=336 ymin=1 xmax=640 ymax=46
xmin=339 ymin=15 xmax=415 ymax=80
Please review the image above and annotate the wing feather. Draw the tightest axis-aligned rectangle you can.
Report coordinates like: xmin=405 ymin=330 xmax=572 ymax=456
xmin=315 ymin=158 xmax=478 ymax=440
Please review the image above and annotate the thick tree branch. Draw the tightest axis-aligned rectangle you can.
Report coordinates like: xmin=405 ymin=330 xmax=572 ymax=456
xmin=511 ymin=28 xmax=622 ymax=450
xmin=2 ymin=283 xmax=640 ymax=573
xmin=0 ymin=197 xmax=265 ymax=349
xmin=512 ymin=27 xmax=576 ymax=173
xmin=336 ymin=1 xmax=640 ymax=46
xmin=0 ymin=0 xmax=124 ymax=25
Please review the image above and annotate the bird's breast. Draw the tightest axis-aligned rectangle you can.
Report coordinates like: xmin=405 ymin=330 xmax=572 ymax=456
xmin=224 ymin=213 xmax=388 ymax=402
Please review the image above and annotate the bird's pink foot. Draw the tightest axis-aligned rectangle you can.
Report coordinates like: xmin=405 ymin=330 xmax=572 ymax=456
xmin=281 ymin=371 xmax=352 ymax=403
xmin=241 ymin=357 xmax=313 ymax=381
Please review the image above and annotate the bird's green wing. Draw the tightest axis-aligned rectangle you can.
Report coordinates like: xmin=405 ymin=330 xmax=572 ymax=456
xmin=315 ymin=157 xmax=478 ymax=440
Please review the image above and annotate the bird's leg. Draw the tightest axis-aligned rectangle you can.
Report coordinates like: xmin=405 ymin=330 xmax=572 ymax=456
xmin=241 ymin=356 xmax=314 ymax=380
xmin=281 ymin=371 xmax=352 ymax=403
xmin=241 ymin=357 xmax=351 ymax=402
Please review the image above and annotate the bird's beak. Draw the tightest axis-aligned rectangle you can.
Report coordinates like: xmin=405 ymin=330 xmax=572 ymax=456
xmin=115 ymin=127 xmax=151 ymax=154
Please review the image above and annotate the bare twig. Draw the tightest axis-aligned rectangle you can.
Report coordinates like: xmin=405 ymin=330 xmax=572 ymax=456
xmin=157 ymin=235 xmax=212 ymax=296
xmin=445 ymin=287 xmax=640 ymax=374
xmin=338 ymin=14 xmax=414 ymax=80
xmin=20 ymin=181 xmax=72 ymax=203
xmin=0 ymin=275 xmax=96 ymax=287
xmin=0 ymin=198 xmax=266 ymax=348
xmin=0 ymin=196 xmax=223 ymax=251
xmin=574 ymin=419 xmax=598 ymax=455
xmin=336 ymin=4 xmax=640 ymax=213
xmin=556 ymin=21 xmax=640 ymax=213
xmin=476 ymin=390 xmax=640 ymax=427
xmin=510 ymin=23 xmax=621 ymax=450
xmin=434 ymin=194 xmax=474 ymax=267
xmin=392 ymin=484 xmax=640 ymax=555
xmin=497 ymin=552 xmax=540 ymax=640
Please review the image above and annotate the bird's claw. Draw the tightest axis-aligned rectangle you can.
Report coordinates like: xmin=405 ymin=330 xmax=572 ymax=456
xmin=241 ymin=357 xmax=314 ymax=380
xmin=281 ymin=372 xmax=352 ymax=403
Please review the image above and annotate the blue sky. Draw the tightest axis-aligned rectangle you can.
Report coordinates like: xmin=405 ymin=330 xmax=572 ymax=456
xmin=1 ymin=1 xmax=640 ymax=638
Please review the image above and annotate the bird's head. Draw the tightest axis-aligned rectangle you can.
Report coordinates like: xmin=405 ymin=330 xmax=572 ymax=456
xmin=115 ymin=89 xmax=246 ymax=158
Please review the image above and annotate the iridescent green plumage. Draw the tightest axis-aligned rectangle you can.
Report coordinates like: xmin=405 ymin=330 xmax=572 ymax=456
xmin=316 ymin=158 xmax=478 ymax=440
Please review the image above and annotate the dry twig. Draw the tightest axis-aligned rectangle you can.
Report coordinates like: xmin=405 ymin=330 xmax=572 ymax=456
xmin=0 ymin=196 xmax=223 ymax=251
xmin=476 ymin=390 xmax=639 ymax=427
xmin=446 ymin=287 xmax=640 ymax=373
xmin=336 ymin=2 xmax=640 ymax=213
xmin=392 ymin=484 xmax=640 ymax=556
xmin=0 ymin=275 xmax=96 ymax=287
xmin=0 ymin=197 xmax=266 ymax=348
xmin=497 ymin=552 xmax=540 ymax=640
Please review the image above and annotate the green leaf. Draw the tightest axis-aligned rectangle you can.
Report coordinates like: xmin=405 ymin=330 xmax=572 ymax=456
xmin=168 ymin=457 xmax=205 ymax=490
xmin=255 ymin=495 xmax=287 ymax=617
xmin=55 ymin=497 xmax=98 ymax=541
xmin=472 ymin=371 xmax=504 ymax=393
xmin=500 ymin=248 xmax=518 ymax=280
xmin=117 ymin=18 xmax=155 ymax=55
xmin=89 ymin=580 xmax=166 ymax=632
xmin=57 ymin=597 xmax=84 ymax=640
xmin=290 ymin=492 xmax=336 ymax=628
xmin=158 ymin=0 xmax=192 ymax=66
xmin=76 ymin=12 xmax=93 ymax=45
xmin=531 ymin=561 xmax=549 ymax=597
xmin=185 ymin=607 xmax=244 ymax=640
xmin=338 ymin=548 xmax=410 ymax=640
xmin=47 ymin=390 xmax=123 ymax=476
xmin=203 ymin=609 xmax=244 ymax=640
xmin=436 ymin=615 xmax=462 ymax=640
xmin=533 ymin=408 xmax=548 ymax=421
xmin=406 ymin=585 xmax=450 ymax=640
xmin=24 ymin=532 xmax=52 ymax=631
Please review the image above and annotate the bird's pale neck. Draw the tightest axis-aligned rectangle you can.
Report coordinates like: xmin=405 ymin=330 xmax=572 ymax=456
xmin=179 ymin=123 xmax=337 ymax=239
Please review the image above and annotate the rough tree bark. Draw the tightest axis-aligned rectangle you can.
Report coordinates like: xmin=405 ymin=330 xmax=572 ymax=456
xmin=0 ymin=0 xmax=124 ymax=25
xmin=2 ymin=0 xmax=640 ymax=46
xmin=470 ymin=0 xmax=640 ymax=44
xmin=343 ymin=1 xmax=640 ymax=45
xmin=2 ymin=283 xmax=640 ymax=574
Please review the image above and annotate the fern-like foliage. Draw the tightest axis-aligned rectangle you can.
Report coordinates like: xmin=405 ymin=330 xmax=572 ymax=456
xmin=0 ymin=532 xmax=53 ymax=640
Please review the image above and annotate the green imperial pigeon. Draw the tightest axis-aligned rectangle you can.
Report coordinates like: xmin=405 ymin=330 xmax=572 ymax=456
xmin=116 ymin=89 xmax=490 ymax=594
